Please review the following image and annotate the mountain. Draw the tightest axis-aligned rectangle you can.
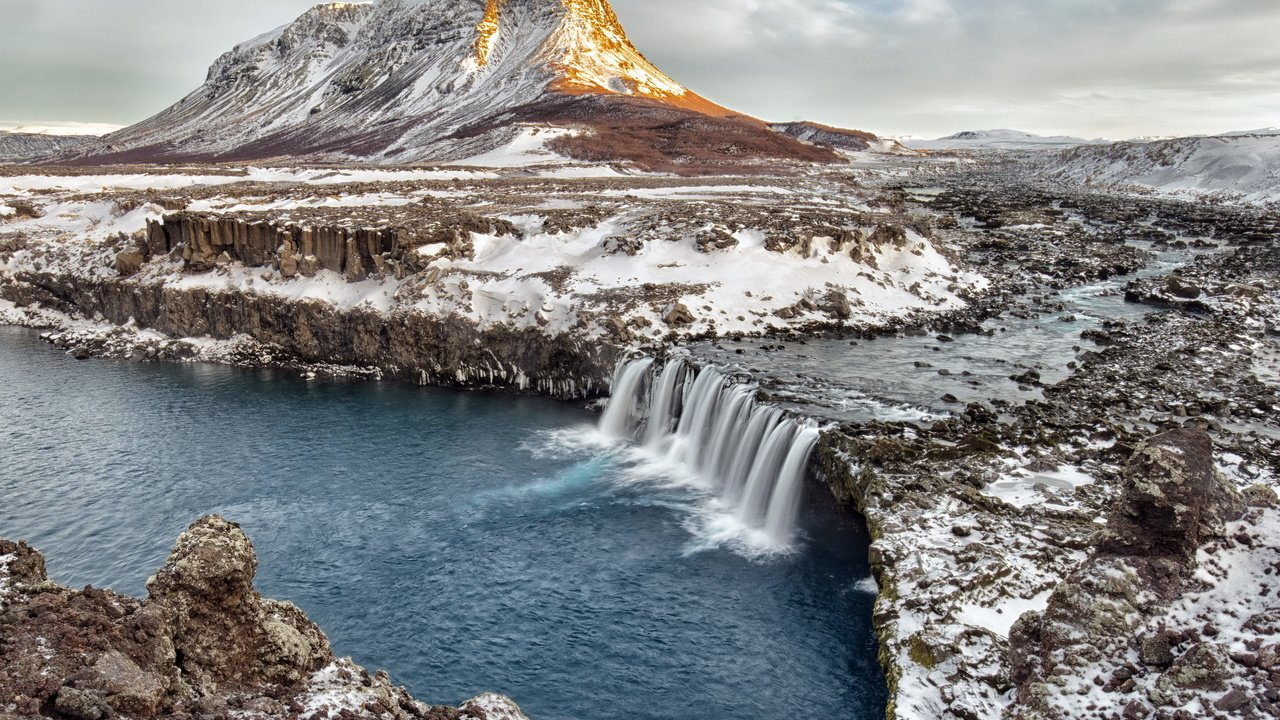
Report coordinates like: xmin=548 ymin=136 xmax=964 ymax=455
xmin=0 ymin=132 xmax=95 ymax=163
xmin=769 ymin=122 xmax=913 ymax=154
xmin=1219 ymin=127 xmax=1280 ymax=137
xmin=905 ymin=129 xmax=1107 ymax=151
xmin=63 ymin=0 xmax=849 ymax=171
xmin=1039 ymin=134 xmax=1280 ymax=203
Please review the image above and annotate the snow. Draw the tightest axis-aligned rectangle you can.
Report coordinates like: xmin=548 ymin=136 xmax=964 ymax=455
xmin=1042 ymin=134 xmax=1280 ymax=204
xmin=0 ymin=121 xmax=123 ymax=136
xmin=0 ymin=553 xmax=13 ymax=593
xmin=300 ymin=660 xmax=392 ymax=719
xmin=955 ymin=589 xmax=1053 ymax=638
xmin=984 ymin=460 xmax=1096 ymax=509
xmin=0 ymin=167 xmax=492 ymax=196
xmin=455 ymin=125 xmax=578 ymax=167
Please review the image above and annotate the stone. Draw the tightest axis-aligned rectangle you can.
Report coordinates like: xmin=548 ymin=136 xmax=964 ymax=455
xmin=1098 ymin=429 xmax=1246 ymax=559
xmin=91 ymin=651 xmax=167 ymax=716
xmin=115 ymin=247 xmax=147 ymax=277
xmin=54 ymin=687 xmax=108 ymax=720
xmin=1244 ymin=484 xmax=1278 ymax=508
xmin=662 ymin=303 xmax=695 ymax=326
xmin=821 ymin=290 xmax=853 ymax=320
xmin=1164 ymin=275 xmax=1202 ymax=300
xmin=146 ymin=516 xmax=330 ymax=692
xmin=1213 ymin=688 xmax=1250 ymax=712
xmin=298 ymin=255 xmax=321 ymax=277
xmin=1140 ymin=634 xmax=1175 ymax=668
xmin=1151 ymin=643 xmax=1233 ymax=703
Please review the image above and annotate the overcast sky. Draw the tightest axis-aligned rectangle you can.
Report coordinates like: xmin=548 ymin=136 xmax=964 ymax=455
xmin=1 ymin=0 xmax=1277 ymax=139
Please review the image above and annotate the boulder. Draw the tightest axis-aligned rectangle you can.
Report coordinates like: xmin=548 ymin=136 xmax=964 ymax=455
xmin=821 ymin=290 xmax=853 ymax=320
xmin=1098 ymin=429 xmax=1245 ymax=559
xmin=115 ymin=247 xmax=148 ymax=277
xmin=662 ymin=303 xmax=695 ymax=326
xmin=1164 ymin=275 xmax=1202 ymax=300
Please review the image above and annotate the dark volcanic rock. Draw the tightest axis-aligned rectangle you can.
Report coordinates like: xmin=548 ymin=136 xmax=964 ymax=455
xmin=1098 ymin=429 xmax=1245 ymax=559
xmin=0 ymin=517 xmax=527 ymax=720
xmin=1009 ymin=430 xmax=1251 ymax=718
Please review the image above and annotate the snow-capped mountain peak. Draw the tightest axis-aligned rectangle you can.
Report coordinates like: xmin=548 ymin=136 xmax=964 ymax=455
xmin=69 ymin=0 xmax=783 ymax=167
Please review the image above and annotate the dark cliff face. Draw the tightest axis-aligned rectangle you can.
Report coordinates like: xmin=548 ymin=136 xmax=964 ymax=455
xmin=0 ymin=516 xmax=526 ymax=720
xmin=1 ymin=270 xmax=617 ymax=400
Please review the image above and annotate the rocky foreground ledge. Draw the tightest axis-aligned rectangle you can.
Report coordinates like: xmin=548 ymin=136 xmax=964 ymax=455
xmin=0 ymin=517 xmax=526 ymax=720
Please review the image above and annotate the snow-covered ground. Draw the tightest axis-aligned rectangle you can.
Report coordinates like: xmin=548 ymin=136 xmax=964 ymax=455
xmin=1039 ymin=134 xmax=1280 ymax=204
xmin=0 ymin=168 xmax=987 ymax=345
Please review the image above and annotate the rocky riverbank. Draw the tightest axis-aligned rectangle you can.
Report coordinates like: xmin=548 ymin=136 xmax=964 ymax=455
xmin=0 ymin=516 xmax=528 ymax=720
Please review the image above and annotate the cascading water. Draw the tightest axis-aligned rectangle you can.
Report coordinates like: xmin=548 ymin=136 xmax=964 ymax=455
xmin=599 ymin=357 xmax=821 ymax=547
xmin=599 ymin=357 xmax=653 ymax=439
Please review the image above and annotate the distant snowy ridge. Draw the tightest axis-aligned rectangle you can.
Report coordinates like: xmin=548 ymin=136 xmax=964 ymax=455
xmin=1039 ymin=134 xmax=1280 ymax=204
xmin=906 ymin=129 xmax=1107 ymax=151
xmin=60 ymin=0 xmax=860 ymax=170
xmin=0 ymin=132 xmax=95 ymax=164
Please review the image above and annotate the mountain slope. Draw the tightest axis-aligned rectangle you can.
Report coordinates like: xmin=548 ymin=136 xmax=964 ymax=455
xmin=0 ymin=132 xmax=94 ymax=163
xmin=1039 ymin=134 xmax=1280 ymax=203
xmin=66 ymin=0 xmax=840 ymax=170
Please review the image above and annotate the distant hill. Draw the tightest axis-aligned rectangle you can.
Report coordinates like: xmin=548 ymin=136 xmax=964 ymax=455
xmin=0 ymin=132 xmax=94 ymax=164
xmin=905 ymin=129 xmax=1107 ymax=151
xmin=1038 ymin=133 xmax=1280 ymax=203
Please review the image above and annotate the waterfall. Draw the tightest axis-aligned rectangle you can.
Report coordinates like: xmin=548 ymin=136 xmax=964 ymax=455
xmin=599 ymin=357 xmax=821 ymax=546
xmin=599 ymin=357 xmax=654 ymax=439
xmin=643 ymin=360 xmax=687 ymax=447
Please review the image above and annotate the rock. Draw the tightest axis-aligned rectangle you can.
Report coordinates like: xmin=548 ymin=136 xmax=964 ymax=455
xmin=694 ymin=229 xmax=738 ymax=253
xmin=298 ymin=254 xmax=321 ymax=277
xmin=1098 ymin=429 xmax=1246 ymax=559
xmin=821 ymin=290 xmax=853 ymax=320
xmin=1213 ymin=687 xmax=1250 ymax=712
xmin=459 ymin=693 xmax=530 ymax=720
xmin=214 ymin=251 xmax=233 ymax=268
xmin=54 ymin=686 xmax=108 ymax=720
xmin=1010 ymin=369 xmax=1041 ymax=385
xmin=89 ymin=651 xmax=167 ymax=716
xmin=662 ymin=303 xmax=695 ymax=326
xmin=1164 ymin=275 xmax=1202 ymax=300
xmin=1244 ymin=484 xmax=1278 ymax=508
xmin=3 ymin=518 xmax=508 ymax=719
xmin=146 ymin=516 xmax=330 ymax=692
xmin=1151 ymin=643 xmax=1234 ymax=703
xmin=1140 ymin=634 xmax=1175 ymax=668
xmin=9 ymin=200 xmax=44 ymax=219
xmin=115 ymin=247 xmax=147 ymax=277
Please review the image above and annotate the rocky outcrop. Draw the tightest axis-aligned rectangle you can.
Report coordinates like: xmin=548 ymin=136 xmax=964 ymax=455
xmin=1009 ymin=429 xmax=1253 ymax=719
xmin=146 ymin=212 xmax=518 ymax=278
xmin=0 ymin=516 xmax=528 ymax=720
xmin=2 ymin=271 xmax=615 ymax=399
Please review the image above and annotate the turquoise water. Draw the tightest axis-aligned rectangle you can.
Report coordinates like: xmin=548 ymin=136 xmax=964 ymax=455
xmin=0 ymin=326 xmax=885 ymax=720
